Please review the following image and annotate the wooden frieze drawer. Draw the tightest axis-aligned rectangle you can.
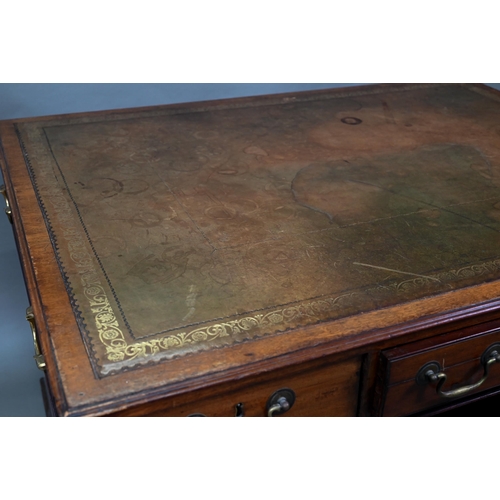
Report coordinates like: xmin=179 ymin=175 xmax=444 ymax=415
xmin=2 ymin=83 xmax=500 ymax=416
xmin=111 ymin=355 xmax=362 ymax=417
xmin=375 ymin=322 xmax=500 ymax=416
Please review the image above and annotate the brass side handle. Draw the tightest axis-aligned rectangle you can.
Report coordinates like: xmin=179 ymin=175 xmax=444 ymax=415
xmin=26 ymin=306 xmax=46 ymax=371
xmin=0 ymin=184 xmax=13 ymax=224
xmin=416 ymin=343 xmax=500 ymax=398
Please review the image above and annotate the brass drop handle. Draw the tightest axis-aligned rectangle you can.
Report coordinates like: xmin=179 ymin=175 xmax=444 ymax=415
xmin=26 ymin=306 xmax=46 ymax=371
xmin=266 ymin=388 xmax=296 ymax=417
xmin=416 ymin=343 xmax=500 ymax=398
xmin=0 ymin=184 xmax=13 ymax=224
xmin=268 ymin=397 xmax=290 ymax=417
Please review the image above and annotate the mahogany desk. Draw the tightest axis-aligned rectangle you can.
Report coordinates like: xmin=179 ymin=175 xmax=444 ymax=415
xmin=2 ymin=83 xmax=500 ymax=416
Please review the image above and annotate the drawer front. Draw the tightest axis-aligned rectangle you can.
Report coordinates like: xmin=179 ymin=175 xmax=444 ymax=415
xmin=112 ymin=356 xmax=362 ymax=417
xmin=377 ymin=324 xmax=500 ymax=416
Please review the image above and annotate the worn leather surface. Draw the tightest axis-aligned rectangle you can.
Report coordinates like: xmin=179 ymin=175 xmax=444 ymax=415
xmin=16 ymin=84 xmax=500 ymax=375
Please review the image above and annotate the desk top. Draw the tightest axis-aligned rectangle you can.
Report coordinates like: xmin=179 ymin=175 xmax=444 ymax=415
xmin=3 ymin=83 xmax=500 ymax=413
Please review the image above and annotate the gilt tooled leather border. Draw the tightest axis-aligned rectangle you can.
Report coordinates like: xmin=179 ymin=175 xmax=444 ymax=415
xmin=16 ymin=123 xmax=368 ymax=377
xmin=17 ymin=124 xmax=370 ymax=377
xmin=15 ymin=126 xmax=104 ymax=378
xmin=14 ymin=84 xmax=500 ymax=377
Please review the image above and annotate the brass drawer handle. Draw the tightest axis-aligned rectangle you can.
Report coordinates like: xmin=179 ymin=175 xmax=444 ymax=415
xmin=416 ymin=343 xmax=500 ymax=398
xmin=0 ymin=184 xmax=13 ymax=224
xmin=26 ymin=306 xmax=46 ymax=371
xmin=267 ymin=398 xmax=290 ymax=417
xmin=266 ymin=388 xmax=296 ymax=417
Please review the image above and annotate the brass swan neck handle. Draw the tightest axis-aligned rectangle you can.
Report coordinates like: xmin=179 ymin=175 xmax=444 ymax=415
xmin=416 ymin=343 xmax=500 ymax=398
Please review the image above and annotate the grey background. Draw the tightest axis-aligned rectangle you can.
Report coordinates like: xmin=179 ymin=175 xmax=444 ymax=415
xmin=1 ymin=83 xmax=499 ymax=417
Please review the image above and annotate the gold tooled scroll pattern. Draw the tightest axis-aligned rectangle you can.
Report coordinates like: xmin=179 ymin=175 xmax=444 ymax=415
xmin=23 ymin=130 xmax=367 ymax=370
xmin=28 ymin=146 xmax=500 ymax=372
xmin=100 ymin=292 xmax=357 ymax=364
xmin=13 ymin=86 xmax=500 ymax=375
xmin=384 ymin=260 xmax=500 ymax=294
xmin=44 ymin=185 xmax=129 ymax=361
xmin=97 ymin=259 xmax=500 ymax=368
